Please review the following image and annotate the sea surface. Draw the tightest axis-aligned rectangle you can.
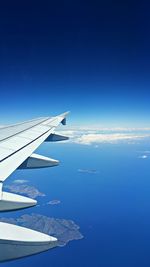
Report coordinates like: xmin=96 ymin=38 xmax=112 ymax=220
xmin=2 ymin=141 xmax=150 ymax=267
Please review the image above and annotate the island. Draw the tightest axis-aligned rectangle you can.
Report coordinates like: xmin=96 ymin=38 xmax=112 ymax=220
xmin=4 ymin=184 xmax=45 ymax=199
xmin=78 ymin=168 xmax=98 ymax=174
xmin=47 ymin=200 xmax=61 ymax=205
xmin=0 ymin=213 xmax=83 ymax=247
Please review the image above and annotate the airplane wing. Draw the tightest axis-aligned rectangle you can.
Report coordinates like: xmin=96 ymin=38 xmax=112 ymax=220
xmin=0 ymin=111 xmax=69 ymax=183
xmin=0 ymin=111 xmax=69 ymax=261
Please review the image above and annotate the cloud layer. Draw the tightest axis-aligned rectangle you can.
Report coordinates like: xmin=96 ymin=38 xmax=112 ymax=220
xmin=58 ymin=127 xmax=150 ymax=145
xmin=57 ymin=127 xmax=150 ymax=145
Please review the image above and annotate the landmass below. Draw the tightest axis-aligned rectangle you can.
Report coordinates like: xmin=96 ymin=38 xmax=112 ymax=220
xmin=0 ymin=213 xmax=83 ymax=247
xmin=47 ymin=200 xmax=61 ymax=205
xmin=4 ymin=184 xmax=45 ymax=199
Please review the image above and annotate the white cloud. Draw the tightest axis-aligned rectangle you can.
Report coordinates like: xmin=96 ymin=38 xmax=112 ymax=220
xmin=138 ymin=155 xmax=148 ymax=159
xmin=13 ymin=179 xmax=29 ymax=184
xmin=58 ymin=127 xmax=150 ymax=145
xmin=60 ymin=126 xmax=150 ymax=132
xmin=73 ymin=133 xmax=150 ymax=145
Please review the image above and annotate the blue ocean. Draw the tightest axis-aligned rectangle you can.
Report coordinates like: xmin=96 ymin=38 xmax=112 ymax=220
xmin=1 ymin=141 xmax=150 ymax=267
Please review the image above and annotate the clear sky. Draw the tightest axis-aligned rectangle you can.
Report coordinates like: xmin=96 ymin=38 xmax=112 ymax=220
xmin=0 ymin=1 xmax=150 ymax=127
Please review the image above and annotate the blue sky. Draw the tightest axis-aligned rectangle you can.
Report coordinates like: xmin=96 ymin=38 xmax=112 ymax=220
xmin=0 ymin=1 xmax=150 ymax=127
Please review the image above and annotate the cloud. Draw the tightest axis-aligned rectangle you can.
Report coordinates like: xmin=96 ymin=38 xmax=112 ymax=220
xmin=138 ymin=155 xmax=148 ymax=159
xmin=73 ymin=133 xmax=150 ymax=145
xmin=58 ymin=127 xmax=150 ymax=145
xmin=13 ymin=179 xmax=29 ymax=184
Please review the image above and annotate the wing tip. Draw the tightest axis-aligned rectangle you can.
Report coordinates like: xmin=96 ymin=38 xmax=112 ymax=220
xmin=59 ymin=111 xmax=70 ymax=118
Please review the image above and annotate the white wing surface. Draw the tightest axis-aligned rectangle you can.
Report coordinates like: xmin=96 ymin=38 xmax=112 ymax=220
xmin=0 ymin=111 xmax=69 ymax=182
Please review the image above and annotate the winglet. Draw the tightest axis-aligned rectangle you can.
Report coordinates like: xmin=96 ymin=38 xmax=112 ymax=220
xmin=59 ymin=111 xmax=70 ymax=125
